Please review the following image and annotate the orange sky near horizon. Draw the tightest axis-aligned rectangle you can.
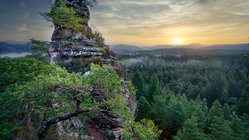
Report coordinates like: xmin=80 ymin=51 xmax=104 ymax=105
xmin=0 ymin=0 xmax=248 ymax=46
xmin=89 ymin=0 xmax=249 ymax=46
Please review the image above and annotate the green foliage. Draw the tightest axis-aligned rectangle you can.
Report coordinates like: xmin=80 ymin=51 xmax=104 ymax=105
xmin=0 ymin=57 xmax=52 ymax=92
xmin=128 ymin=54 xmax=249 ymax=139
xmin=30 ymin=39 xmax=50 ymax=63
xmin=123 ymin=119 xmax=161 ymax=140
xmin=30 ymin=39 xmax=49 ymax=55
xmin=84 ymin=65 xmax=161 ymax=139
xmin=208 ymin=116 xmax=234 ymax=140
xmin=0 ymin=57 xmax=84 ymax=139
xmin=126 ymin=80 xmax=136 ymax=96
xmin=238 ymin=89 xmax=249 ymax=115
xmin=130 ymin=55 xmax=248 ymax=108
xmin=86 ymin=31 xmax=105 ymax=43
xmin=84 ymin=64 xmax=134 ymax=126
xmin=92 ymin=31 xmax=105 ymax=43
xmin=137 ymin=96 xmax=151 ymax=119
xmin=133 ymin=71 xmax=146 ymax=98
xmin=134 ymin=119 xmax=161 ymax=140
xmin=45 ymin=0 xmax=87 ymax=32
xmin=0 ymin=57 xmax=160 ymax=139
xmin=174 ymin=116 xmax=207 ymax=140
xmin=85 ymin=64 xmax=122 ymax=91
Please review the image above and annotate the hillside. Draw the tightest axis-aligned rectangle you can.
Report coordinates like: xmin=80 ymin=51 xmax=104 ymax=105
xmin=207 ymin=44 xmax=249 ymax=50
xmin=2 ymin=42 xmax=248 ymax=57
xmin=110 ymin=44 xmax=144 ymax=54
xmin=0 ymin=42 xmax=31 ymax=54
xmin=110 ymin=44 xmax=249 ymax=56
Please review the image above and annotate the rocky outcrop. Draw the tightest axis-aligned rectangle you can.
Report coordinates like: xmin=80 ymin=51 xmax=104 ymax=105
xmin=47 ymin=0 xmax=137 ymax=139
xmin=49 ymin=0 xmax=117 ymax=74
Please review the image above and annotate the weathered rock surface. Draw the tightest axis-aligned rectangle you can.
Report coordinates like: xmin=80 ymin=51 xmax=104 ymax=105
xmin=50 ymin=0 xmax=117 ymax=74
xmin=47 ymin=0 xmax=137 ymax=139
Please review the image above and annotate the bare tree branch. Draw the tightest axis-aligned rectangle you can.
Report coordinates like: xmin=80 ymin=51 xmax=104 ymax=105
xmin=37 ymin=84 xmax=118 ymax=139
xmin=38 ymin=84 xmax=91 ymax=139
xmin=38 ymin=108 xmax=92 ymax=139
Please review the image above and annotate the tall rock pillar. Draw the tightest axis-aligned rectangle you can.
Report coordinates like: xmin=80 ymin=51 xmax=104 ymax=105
xmin=46 ymin=1 xmax=137 ymax=139
xmin=49 ymin=0 xmax=117 ymax=74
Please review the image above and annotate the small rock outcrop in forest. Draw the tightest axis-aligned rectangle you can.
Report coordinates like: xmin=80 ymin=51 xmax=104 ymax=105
xmin=46 ymin=0 xmax=136 ymax=139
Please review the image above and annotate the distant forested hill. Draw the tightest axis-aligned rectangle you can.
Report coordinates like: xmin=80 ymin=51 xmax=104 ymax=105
xmin=110 ymin=44 xmax=144 ymax=54
xmin=110 ymin=44 xmax=249 ymax=55
xmin=0 ymin=42 xmax=31 ymax=54
xmin=207 ymin=44 xmax=249 ymax=50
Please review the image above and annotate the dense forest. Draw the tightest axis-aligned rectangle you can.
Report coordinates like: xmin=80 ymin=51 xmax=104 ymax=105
xmin=126 ymin=54 xmax=249 ymax=140
xmin=0 ymin=0 xmax=162 ymax=139
xmin=0 ymin=0 xmax=249 ymax=139
xmin=0 ymin=56 xmax=160 ymax=139
xmin=1 ymin=49 xmax=249 ymax=140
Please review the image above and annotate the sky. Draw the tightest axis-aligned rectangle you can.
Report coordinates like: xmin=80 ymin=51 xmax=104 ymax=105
xmin=0 ymin=0 xmax=249 ymax=46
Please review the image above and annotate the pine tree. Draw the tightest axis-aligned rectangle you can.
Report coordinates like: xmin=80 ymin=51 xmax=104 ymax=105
xmin=174 ymin=116 xmax=207 ymax=140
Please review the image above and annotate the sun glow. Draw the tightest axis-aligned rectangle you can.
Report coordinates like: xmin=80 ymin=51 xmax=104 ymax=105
xmin=172 ymin=37 xmax=184 ymax=45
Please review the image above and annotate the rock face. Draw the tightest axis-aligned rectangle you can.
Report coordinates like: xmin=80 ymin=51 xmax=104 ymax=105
xmin=48 ymin=0 xmax=137 ymax=139
xmin=49 ymin=0 xmax=117 ymax=74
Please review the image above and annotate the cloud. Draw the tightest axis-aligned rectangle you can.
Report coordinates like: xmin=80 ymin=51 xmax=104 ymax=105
xmin=0 ymin=0 xmax=53 ymax=42
xmin=16 ymin=23 xmax=28 ymax=32
xmin=20 ymin=1 xmax=27 ymax=9
xmin=0 ymin=0 xmax=248 ymax=45
xmin=89 ymin=0 xmax=249 ymax=45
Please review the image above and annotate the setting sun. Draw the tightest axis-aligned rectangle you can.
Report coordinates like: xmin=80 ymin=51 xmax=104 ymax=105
xmin=172 ymin=37 xmax=184 ymax=45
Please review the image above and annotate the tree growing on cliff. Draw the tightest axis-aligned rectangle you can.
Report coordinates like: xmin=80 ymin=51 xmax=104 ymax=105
xmin=0 ymin=57 xmax=161 ymax=139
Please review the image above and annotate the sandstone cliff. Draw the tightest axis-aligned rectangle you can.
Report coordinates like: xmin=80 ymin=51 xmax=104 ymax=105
xmin=46 ymin=0 xmax=137 ymax=139
xmin=49 ymin=0 xmax=117 ymax=74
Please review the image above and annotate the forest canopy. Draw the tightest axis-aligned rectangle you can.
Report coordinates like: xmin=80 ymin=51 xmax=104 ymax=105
xmin=128 ymin=54 xmax=249 ymax=140
xmin=0 ymin=56 xmax=160 ymax=139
